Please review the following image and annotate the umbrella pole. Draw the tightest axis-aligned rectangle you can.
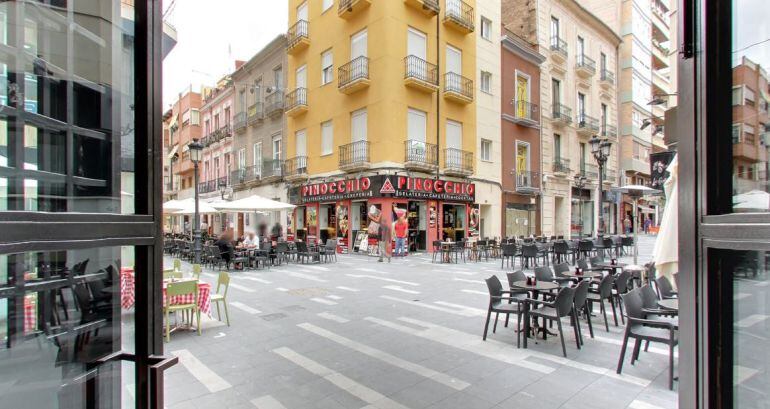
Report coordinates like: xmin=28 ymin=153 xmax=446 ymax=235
xmin=633 ymin=197 xmax=639 ymax=265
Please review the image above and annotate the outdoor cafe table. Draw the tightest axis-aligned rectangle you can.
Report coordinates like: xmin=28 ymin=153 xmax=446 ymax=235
xmin=512 ymin=280 xmax=560 ymax=340
xmin=560 ymin=270 xmax=603 ymax=280
xmin=658 ymin=299 xmax=679 ymax=311
xmin=591 ymin=261 xmax=627 ymax=274
xmin=120 ymin=267 xmax=212 ymax=315
xmin=440 ymin=241 xmax=455 ymax=263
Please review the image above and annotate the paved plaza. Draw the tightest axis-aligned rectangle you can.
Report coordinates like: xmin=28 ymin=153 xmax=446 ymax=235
xmin=161 ymin=235 xmax=678 ymax=409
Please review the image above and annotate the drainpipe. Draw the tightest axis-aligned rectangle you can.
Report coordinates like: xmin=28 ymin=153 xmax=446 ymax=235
xmin=436 ymin=9 xmax=441 ymax=180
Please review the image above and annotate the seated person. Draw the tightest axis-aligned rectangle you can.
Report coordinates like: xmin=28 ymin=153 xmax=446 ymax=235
xmin=243 ymin=232 xmax=259 ymax=248
xmin=214 ymin=233 xmax=234 ymax=265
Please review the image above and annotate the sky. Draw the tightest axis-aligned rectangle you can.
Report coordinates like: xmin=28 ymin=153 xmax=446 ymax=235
xmin=733 ymin=0 xmax=770 ymax=70
xmin=162 ymin=0 xmax=288 ymax=108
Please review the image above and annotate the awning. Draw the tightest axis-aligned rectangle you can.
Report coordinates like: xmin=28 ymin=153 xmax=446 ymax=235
xmin=167 ymin=144 xmax=179 ymax=160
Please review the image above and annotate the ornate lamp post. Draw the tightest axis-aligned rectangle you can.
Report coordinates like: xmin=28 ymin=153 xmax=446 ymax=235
xmin=188 ymin=139 xmax=204 ymax=264
xmin=590 ymin=135 xmax=612 ymax=236
xmin=573 ymin=174 xmax=587 ymax=238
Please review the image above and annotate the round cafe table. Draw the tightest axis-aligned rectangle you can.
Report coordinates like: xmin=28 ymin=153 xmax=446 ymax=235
xmin=658 ymin=299 xmax=679 ymax=311
xmin=591 ymin=261 xmax=627 ymax=274
xmin=512 ymin=280 xmax=559 ymax=340
xmin=560 ymin=270 xmax=602 ymax=280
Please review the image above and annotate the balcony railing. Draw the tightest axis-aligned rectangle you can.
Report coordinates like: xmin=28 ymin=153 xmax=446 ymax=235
xmin=552 ymin=103 xmax=572 ymax=124
xmin=404 ymin=140 xmax=438 ymax=171
xmin=515 ymin=171 xmax=540 ymax=193
xmin=265 ymin=92 xmax=284 ymax=117
xmin=285 ymin=88 xmax=308 ymax=116
xmin=248 ymin=102 xmax=263 ymax=124
xmin=198 ymin=176 xmax=229 ymax=194
xmin=338 ymin=56 xmax=370 ymax=93
xmin=444 ymin=72 xmax=473 ymax=103
xmin=601 ymin=124 xmax=618 ymax=139
xmin=202 ymin=126 xmax=232 ymax=146
xmin=553 ymin=157 xmax=571 ymax=174
xmin=600 ymin=69 xmax=615 ymax=86
xmin=443 ymin=148 xmax=473 ymax=176
xmin=443 ymin=0 xmax=474 ymax=33
xmin=511 ymin=100 xmax=540 ymax=125
xmin=550 ymin=36 xmax=568 ymax=61
xmin=579 ymin=163 xmax=599 ymax=179
xmin=284 ymin=156 xmax=308 ymax=179
xmin=338 ymin=0 xmax=371 ymax=18
xmin=230 ymin=160 xmax=284 ymax=186
xmin=287 ymin=20 xmax=309 ymax=53
xmin=233 ymin=112 xmax=247 ymax=131
xmin=339 ymin=140 xmax=371 ymax=171
xmin=404 ymin=55 xmax=439 ymax=91
xmin=405 ymin=0 xmax=440 ymax=15
xmin=577 ymin=114 xmax=600 ymax=135
xmin=575 ymin=54 xmax=596 ymax=76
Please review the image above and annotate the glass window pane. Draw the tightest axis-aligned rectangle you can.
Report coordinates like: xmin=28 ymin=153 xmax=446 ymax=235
xmin=0 ymin=0 xmax=135 ymax=214
xmin=731 ymin=1 xmax=770 ymax=212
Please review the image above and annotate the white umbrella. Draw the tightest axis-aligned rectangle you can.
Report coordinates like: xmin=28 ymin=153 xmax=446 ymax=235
xmin=163 ymin=198 xmax=186 ymax=212
xmin=172 ymin=199 xmax=219 ymax=215
xmin=212 ymin=194 xmax=295 ymax=212
xmin=613 ymin=184 xmax=660 ymax=265
xmin=653 ymin=155 xmax=679 ymax=287
xmin=733 ymin=189 xmax=770 ymax=211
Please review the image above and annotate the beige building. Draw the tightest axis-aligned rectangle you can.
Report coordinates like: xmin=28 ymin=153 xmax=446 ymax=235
xmin=504 ymin=0 xmax=622 ymax=237
xmin=229 ymin=35 xmax=290 ymax=237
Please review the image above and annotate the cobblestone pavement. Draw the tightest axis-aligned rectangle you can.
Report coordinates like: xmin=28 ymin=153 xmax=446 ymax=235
xmin=160 ymin=235 xmax=678 ymax=409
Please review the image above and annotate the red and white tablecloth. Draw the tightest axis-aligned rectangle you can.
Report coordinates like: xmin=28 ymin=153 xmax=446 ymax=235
xmin=120 ymin=267 xmax=211 ymax=315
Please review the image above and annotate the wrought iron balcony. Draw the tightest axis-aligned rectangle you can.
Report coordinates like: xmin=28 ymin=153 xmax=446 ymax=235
xmin=444 ymin=72 xmax=473 ymax=104
xmin=550 ymin=36 xmax=568 ymax=63
xmin=338 ymin=56 xmax=370 ymax=94
xmin=443 ymin=0 xmax=474 ymax=34
xmin=404 ymin=0 xmax=440 ymax=16
xmin=233 ymin=112 xmax=247 ymax=132
xmin=404 ymin=140 xmax=438 ymax=172
xmin=577 ymin=114 xmax=600 ymax=136
xmin=339 ymin=0 xmax=371 ymax=19
xmin=265 ymin=91 xmax=284 ymax=117
xmin=230 ymin=160 xmax=283 ymax=187
xmin=443 ymin=148 xmax=473 ymax=176
xmin=579 ymin=163 xmax=599 ymax=180
xmin=510 ymin=100 xmax=540 ymax=127
xmin=248 ymin=102 xmax=263 ymax=124
xmin=287 ymin=20 xmax=309 ymax=54
xmin=551 ymin=103 xmax=572 ymax=126
xmin=404 ymin=55 xmax=439 ymax=93
xmin=600 ymin=69 xmax=615 ymax=88
xmin=553 ymin=157 xmax=571 ymax=175
xmin=515 ymin=171 xmax=540 ymax=193
xmin=601 ymin=124 xmax=618 ymax=139
xmin=202 ymin=126 xmax=232 ymax=146
xmin=198 ymin=176 xmax=229 ymax=194
xmin=339 ymin=140 xmax=371 ymax=172
xmin=575 ymin=54 xmax=596 ymax=77
xmin=285 ymin=88 xmax=308 ymax=117
xmin=602 ymin=167 xmax=617 ymax=184
xmin=284 ymin=156 xmax=308 ymax=181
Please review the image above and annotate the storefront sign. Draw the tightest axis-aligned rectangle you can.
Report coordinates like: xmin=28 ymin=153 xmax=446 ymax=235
xmin=300 ymin=175 xmax=476 ymax=203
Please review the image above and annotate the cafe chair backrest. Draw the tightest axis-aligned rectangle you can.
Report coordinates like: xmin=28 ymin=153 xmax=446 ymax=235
xmin=506 ymin=270 xmax=527 ymax=288
xmin=485 ymin=275 xmax=503 ymax=300
xmin=597 ymin=273 xmax=614 ymax=298
xmin=553 ymin=262 xmax=570 ymax=277
xmin=577 ymin=259 xmax=590 ymax=271
xmin=615 ymin=270 xmax=632 ymax=294
xmin=166 ymin=280 xmax=198 ymax=302
xmin=621 ymin=288 xmax=645 ymax=321
xmin=640 ymin=284 xmax=660 ymax=310
xmin=573 ymin=280 xmax=590 ymax=307
xmin=554 ymin=287 xmax=576 ymax=317
xmin=534 ymin=266 xmax=554 ymax=282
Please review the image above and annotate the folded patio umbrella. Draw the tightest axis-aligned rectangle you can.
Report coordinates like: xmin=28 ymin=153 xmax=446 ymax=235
xmin=652 ymin=155 xmax=679 ymax=288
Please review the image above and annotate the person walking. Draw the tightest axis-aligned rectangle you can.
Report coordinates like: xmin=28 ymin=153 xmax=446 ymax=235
xmin=369 ymin=207 xmax=392 ymax=263
xmin=624 ymin=215 xmax=632 ymax=234
xmin=394 ymin=210 xmax=408 ymax=257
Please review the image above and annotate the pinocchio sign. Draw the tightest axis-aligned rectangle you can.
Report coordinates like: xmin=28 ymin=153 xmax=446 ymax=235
xmin=300 ymin=175 xmax=475 ymax=203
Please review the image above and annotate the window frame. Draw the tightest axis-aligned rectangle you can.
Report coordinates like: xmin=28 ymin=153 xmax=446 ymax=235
xmin=480 ymin=17 xmax=492 ymax=40
xmin=321 ymin=49 xmax=334 ymax=85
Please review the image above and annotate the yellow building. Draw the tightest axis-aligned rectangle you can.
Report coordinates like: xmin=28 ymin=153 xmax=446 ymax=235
xmin=285 ymin=0 xmax=479 ymax=250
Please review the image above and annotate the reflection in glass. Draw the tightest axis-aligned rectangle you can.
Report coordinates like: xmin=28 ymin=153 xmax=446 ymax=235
xmin=731 ymin=250 xmax=769 ymax=408
xmin=0 ymin=0 xmax=135 ymax=214
xmin=732 ymin=1 xmax=770 ymax=212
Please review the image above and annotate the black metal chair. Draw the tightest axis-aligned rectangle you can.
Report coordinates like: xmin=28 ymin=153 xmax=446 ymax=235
xmin=621 ymin=236 xmax=634 ymax=254
xmin=524 ymin=286 xmax=580 ymax=357
xmin=501 ymin=243 xmax=517 ymax=269
xmin=578 ymin=240 xmax=595 ymax=259
xmin=572 ymin=280 xmax=594 ymax=342
xmin=520 ymin=244 xmax=546 ymax=268
xmin=656 ymin=276 xmax=678 ymax=299
xmin=320 ymin=239 xmax=337 ymax=263
xmin=553 ymin=262 xmax=573 ymax=286
xmin=505 ymin=270 xmax=528 ymax=297
xmin=587 ymin=273 xmax=618 ymax=331
xmin=483 ymin=276 xmax=526 ymax=347
xmin=451 ymin=240 xmax=467 ymax=263
xmin=535 ymin=266 xmax=572 ymax=288
xmin=612 ymin=270 xmax=633 ymax=324
xmin=611 ymin=235 xmax=624 ymax=257
xmin=552 ymin=241 xmax=575 ymax=264
xmin=617 ymin=288 xmax=678 ymax=390
xmin=295 ymin=241 xmax=318 ymax=264
xmin=431 ymin=240 xmax=444 ymax=263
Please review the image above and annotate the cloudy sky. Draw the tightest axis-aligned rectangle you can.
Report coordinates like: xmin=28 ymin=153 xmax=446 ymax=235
xmin=162 ymin=0 xmax=288 ymax=107
xmin=733 ymin=0 xmax=770 ymax=69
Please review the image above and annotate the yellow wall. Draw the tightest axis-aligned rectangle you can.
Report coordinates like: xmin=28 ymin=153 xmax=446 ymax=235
xmin=287 ymin=0 xmax=476 ymax=175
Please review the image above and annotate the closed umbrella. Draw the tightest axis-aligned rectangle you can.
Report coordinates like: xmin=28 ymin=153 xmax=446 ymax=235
xmin=653 ymin=155 xmax=679 ymax=287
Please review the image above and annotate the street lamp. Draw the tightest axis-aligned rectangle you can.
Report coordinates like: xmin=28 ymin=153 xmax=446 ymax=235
xmin=189 ymin=139 xmax=204 ymax=264
xmin=573 ymin=175 xmax=587 ymax=238
xmin=590 ymin=135 xmax=612 ymax=236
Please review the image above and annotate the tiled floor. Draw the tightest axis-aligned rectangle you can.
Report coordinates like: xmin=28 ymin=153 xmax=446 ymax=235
xmin=158 ymin=235 xmax=680 ymax=409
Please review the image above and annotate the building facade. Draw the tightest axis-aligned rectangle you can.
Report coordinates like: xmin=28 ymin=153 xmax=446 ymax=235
xmin=230 ymin=35 xmax=289 ymax=238
xmin=285 ymin=0 xmax=480 ymax=250
xmin=732 ymin=57 xmax=770 ymax=196
xmin=164 ymin=90 xmax=203 ymax=202
xmin=501 ymin=29 xmax=545 ymax=237
xmin=503 ymin=0 xmax=622 ymax=237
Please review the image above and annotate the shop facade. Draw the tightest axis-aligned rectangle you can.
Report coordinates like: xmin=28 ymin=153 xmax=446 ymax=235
xmin=291 ymin=175 xmax=476 ymax=252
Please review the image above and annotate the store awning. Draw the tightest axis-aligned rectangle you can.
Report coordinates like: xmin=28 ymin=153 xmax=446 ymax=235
xmin=167 ymin=144 xmax=179 ymax=160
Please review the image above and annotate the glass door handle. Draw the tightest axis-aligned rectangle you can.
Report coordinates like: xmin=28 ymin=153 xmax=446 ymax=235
xmin=148 ymin=355 xmax=179 ymax=409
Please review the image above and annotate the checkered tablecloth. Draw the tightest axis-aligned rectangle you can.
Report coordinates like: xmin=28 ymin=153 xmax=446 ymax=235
xmin=120 ymin=267 xmax=211 ymax=315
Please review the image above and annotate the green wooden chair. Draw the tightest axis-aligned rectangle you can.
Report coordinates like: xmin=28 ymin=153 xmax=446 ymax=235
xmin=173 ymin=258 xmax=182 ymax=272
xmin=192 ymin=264 xmax=202 ymax=280
xmin=164 ymin=280 xmax=200 ymax=342
xmin=163 ymin=270 xmax=183 ymax=280
xmin=210 ymin=271 xmax=231 ymax=326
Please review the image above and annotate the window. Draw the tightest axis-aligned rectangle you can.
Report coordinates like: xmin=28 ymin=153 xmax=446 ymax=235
xmin=554 ymin=133 xmax=562 ymax=158
xmin=321 ymin=121 xmax=334 ymax=155
xmin=579 ymin=142 xmax=587 ymax=170
xmin=480 ymin=139 xmax=491 ymax=161
xmin=516 ymin=142 xmax=530 ymax=173
xmin=577 ymin=36 xmax=585 ymax=57
xmin=322 ymin=0 xmax=333 ymax=12
xmin=480 ymin=17 xmax=491 ymax=40
xmin=744 ymin=124 xmax=756 ymax=144
xmin=351 ymin=108 xmax=368 ymax=142
xmin=552 ymin=78 xmax=561 ymax=105
xmin=253 ymin=142 xmax=262 ymax=168
xmin=744 ymin=86 xmax=756 ymax=106
xmin=190 ymin=109 xmax=200 ymax=126
xmin=577 ymin=92 xmax=586 ymax=120
xmin=238 ymin=148 xmax=246 ymax=170
xmin=407 ymin=108 xmax=427 ymax=142
xmin=551 ymin=16 xmax=560 ymax=42
xmin=295 ymin=129 xmax=307 ymax=157
xmin=321 ymin=50 xmax=333 ymax=85
xmin=601 ymin=103 xmax=608 ymax=128
xmin=272 ymin=136 xmax=282 ymax=161
xmin=480 ymin=71 xmax=491 ymax=93
xmin=632 ymin=110 xmax=644 ymax=128
xmin=273 ymin=66 xmax=283 ymax=90
xmin=600 ymin=52 xmax=607 ymax=72
xmin=732 ymin=86 xmax=742 ymax=106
